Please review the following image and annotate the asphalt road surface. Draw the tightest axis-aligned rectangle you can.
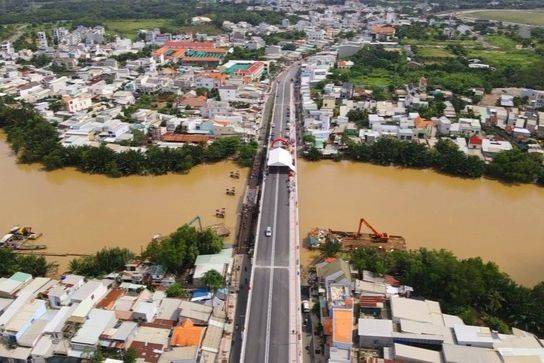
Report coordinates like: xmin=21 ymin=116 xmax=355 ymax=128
xmin=241 ymin=66 xmax=298 ymax=363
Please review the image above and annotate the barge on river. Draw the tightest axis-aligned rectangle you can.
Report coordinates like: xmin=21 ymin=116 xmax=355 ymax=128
xmin=307 ymin=218 xmax=406 ymax=252
xmin=0 ymin=226 xmax=46 ymax=250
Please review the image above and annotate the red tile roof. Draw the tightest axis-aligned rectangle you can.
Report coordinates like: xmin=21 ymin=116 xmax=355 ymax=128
xmin=371 ymin=25 xmax=396 ymax=36
xmin=360 ymin=295 xmax=385 ymax=308
xmin=96 ymin=288 xmax=124 ymax=310
xmin=178 ymin=95 xmax=207 ymax=108
xmin=163 ymin=41 xmax=215 ymax=49
xmin=384 ymin=275 xmax=400 ymax=287
xmin=469 ymin=135 xmax=483 ymax=145
xmin=161 ymin=133 xmax=210 ymax=143
xmin=129 ymin=341 xmax=164 ymax=363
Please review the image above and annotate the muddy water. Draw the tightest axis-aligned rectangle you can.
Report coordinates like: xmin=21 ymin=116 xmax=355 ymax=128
xmin=0 ymin=136 xmax=246 ymax=272
xmin=298 ymin=160 xmax=544 ymax=286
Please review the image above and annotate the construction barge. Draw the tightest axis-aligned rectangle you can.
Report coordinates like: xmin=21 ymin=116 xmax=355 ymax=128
xmin=0 ymin=226 xmax=47 ymax=250
xmin=308 ymin=218 xmax=407 ymax=252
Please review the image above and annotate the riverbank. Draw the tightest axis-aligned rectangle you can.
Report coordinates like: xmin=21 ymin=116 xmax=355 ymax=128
xmin=0 ymin=99 xmax=256 ymax=177
xmin=304 ymin=138 xmax=544 ymax=187
xmin=298 ymin=159 xmax=544 ymax=286
xmin=0 ymin=136 xmax=247 ymax=273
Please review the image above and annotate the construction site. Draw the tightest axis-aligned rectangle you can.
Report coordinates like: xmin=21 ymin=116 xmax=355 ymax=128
xmin=306 ymin=218 xmax=407 ymax=252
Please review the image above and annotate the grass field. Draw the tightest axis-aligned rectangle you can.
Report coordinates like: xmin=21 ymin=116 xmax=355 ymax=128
xmin=466 ymin=10 xmax=544 ymax=26
xmin=416 ymin=47 xmax=456 ymax=59
xmin=104 ymin=19 xmax=173 ymax=39
xmin=467 ymin=49 xmax=539 ymax=67
xmin=401 ymin=39 xmax=479 ymax=47
xmin=350 ymin=69 xmax=398 ymax=88
xmin=484 ymin=35 xmax=518 ymax=50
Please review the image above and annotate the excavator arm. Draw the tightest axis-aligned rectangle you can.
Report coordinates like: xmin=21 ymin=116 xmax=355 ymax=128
xmin=187 ymin=216 xmax=203 ymax=232
xmin=357 ymin=218 xmax=389 ymax=241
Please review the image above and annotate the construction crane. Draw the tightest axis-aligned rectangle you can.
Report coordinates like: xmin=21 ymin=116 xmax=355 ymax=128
xmin=357 ymin=218 xmax=389 ymax=242
xmin=187 ymin=216 xmax=203 ymax=232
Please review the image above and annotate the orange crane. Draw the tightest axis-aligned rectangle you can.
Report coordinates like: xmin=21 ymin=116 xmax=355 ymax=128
xmin=356 ymin=218 xmax=389 ymax=242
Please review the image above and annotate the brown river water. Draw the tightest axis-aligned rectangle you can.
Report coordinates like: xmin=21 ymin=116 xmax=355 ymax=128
xmin=298 ymin=160 xmax=544 ymax=287
xmin=0 ymin=135 xmax=246 ymax=272
xmin=2 ymin=132 xmax=543 ymax=286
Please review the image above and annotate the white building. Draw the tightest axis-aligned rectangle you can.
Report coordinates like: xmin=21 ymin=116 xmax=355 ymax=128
xmin=63 ymin=94 xmax=93 ymax=113
xmin=37 ymin=32 xmax=48 ymax=49
xmin=481 ymin=139 xmax=513 ymax=159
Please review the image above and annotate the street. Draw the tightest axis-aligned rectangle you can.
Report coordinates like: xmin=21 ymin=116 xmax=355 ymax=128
xmin=240 ymin=66 xmax=299 ymax=363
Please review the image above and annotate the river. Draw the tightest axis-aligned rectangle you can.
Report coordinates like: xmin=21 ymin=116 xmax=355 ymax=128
xmin=2 ymin=133 xmax=543 ymax=286
xmin=0 ymin=136 xmax=246 ymax=271
xmin=298 ymin=160 xmax=544 ymax=287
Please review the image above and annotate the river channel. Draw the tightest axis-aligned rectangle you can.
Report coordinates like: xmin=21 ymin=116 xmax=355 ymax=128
xmin=0 ymin=136 xmax=246 ymax=271
xmin=298 ymin=160 xmax=544 ymax=287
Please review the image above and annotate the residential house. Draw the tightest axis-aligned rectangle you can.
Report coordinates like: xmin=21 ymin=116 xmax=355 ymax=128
xmin=481 ymin=139 xmax=513 ymax=159
xmin=129 ymin=326 xmax=171 ymax=363
xmin=3 ymin=299 xmax=47 ymax=344
xmin=178 ymin=301 xmax=212 ymax=325
xmin=70 ymin=309 xmax=117 ymax=358
xmin=193 ymin=248 xmax=233 ymax=287
xmin=171 ymin=319 xmax=206 ymax=348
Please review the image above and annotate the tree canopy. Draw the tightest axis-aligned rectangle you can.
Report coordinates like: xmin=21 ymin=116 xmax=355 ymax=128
xmin=202 ymin=269 xmax=224 ymax=290
xmin=0 ymin=98 xmax=255 ymax=177
xmin=69 ymin=247 xmax=135 ymax=277
xmin=0 ymin=248 xmax=57 ymax=277
xmin=351 ymin=247 xmax=544 ymax=336
xmin=143 ymin=225 xmax=223 ymax=274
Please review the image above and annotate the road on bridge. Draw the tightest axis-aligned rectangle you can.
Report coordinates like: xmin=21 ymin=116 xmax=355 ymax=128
xmin=241 ymin=65 xmax=299 ymax=363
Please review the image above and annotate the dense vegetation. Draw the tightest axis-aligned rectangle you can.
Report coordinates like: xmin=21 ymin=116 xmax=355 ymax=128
xmin=0 ymin=98 xmax=255 ymax=177
xmin=344 ymin=138 xmax=486 ymax=177
xmin=350 ymin=247 xmax=544 ymax=336
xmin=142 ymin=225 xmax=223 ymax=274
xmin=68 ymin=224 xmax=223 ymax=277
xmin=306 ymin=137 xmax=544 ymax=185
xmin=0 ymin=248 xmax=57 ymax=277
xmin=334 ymin=41 xmax=544 ymax=94
xmin=69 ymin=247 xmax=135 ymax=277
xmin=0 ymin=1 xmax=295 ymax=26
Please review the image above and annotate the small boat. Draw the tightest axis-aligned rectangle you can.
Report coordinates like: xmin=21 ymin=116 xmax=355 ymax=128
xmin=2 ymin=226 xmax=46 ymax=250
xmin=9 ymin=226 xmax=42 ymax=240
xmin=0 ymin=233 xmax=16 ymax=246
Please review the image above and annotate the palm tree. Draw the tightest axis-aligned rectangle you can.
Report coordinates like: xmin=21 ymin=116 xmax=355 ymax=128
xmin=487 ymin=290 xmax=505 ymax=314
xmin=321 ymin=237 xmax=341 ymax=258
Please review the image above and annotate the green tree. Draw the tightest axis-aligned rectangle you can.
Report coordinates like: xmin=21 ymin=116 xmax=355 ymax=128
xmin=123 ymin=347 xmax=138 ymax=363
xmin=166 ymin=282 xmax=188 ymax=298
xmin=203 ymin=269 xmax=224 ymax=290
xmin=486 ymin=290 xmax=506 ymax=314
xmin=346 ymin=108 xmax=369 ymax=128
xmin=304 ymin=146 xmax=322 ymax=161
xmin=69 ymin=247 xmax=134 ymax=277
xmin=302 ymin=134 xmax=316 ymax=146
xmin=485 ymin=149 xmax=543 ymax=183
xmin=321 ymin=237 xmax=341 ymax=257
xmin=143 ymin=225 xmax=223 ymax=274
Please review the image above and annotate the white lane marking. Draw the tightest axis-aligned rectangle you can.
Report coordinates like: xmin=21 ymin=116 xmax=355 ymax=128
xmin=264 ymin=74 xmax=287 ymax=363
xmin=241 ymin=79 xmax=278 ymax=363
xmin=254 ymin=265 xmax=289 ymax=269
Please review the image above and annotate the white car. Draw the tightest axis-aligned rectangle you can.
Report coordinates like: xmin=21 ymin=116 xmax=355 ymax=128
xmin=265 ymin=226 xmax=272 ymax=237
xmin=302 ymin=300 xmax=310 ymax=313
